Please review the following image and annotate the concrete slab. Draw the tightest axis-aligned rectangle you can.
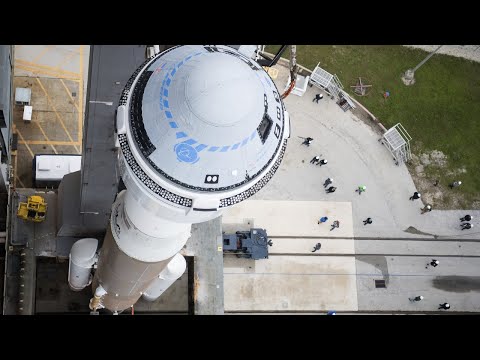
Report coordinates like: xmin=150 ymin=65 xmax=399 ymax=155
xmin=183 ymin=217 xmax=224 ymax=315
xmin=222 ymin=200 xmax=354 ymax=238
xmin=270 ymin=237 xmax=355 ymax=255
xmin=355 ymin=239 xmax=480 ymax=256
xmin=224 ymin=255 xmax=358 ymax=312
xmin=356 ymin=255 xmax=480 ymax=312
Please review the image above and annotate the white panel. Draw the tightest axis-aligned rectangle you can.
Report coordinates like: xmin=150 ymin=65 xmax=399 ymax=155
xmin=35 ymin=155 xmax=82 ymax=181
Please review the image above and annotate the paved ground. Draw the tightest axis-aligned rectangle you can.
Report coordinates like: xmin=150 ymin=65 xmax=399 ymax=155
xmin=257 ymin=64 xmax=480 ymax=240
xmin=221 ymin=62 xmax=480 ymax=313
xmin=222 ymin=200 xmax=357 ymax=312
xmin=224 ymin=255 xmax=358 ymax=312
xmin=12 ymin=45 xmax=89 ymax=188
xmin=356 ymin=256 xmax=480 ymax=312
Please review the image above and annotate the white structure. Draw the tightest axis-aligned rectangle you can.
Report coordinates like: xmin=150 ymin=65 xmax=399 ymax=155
xmin=15 ymin=87 xmax=31 ymax=106
xmin=380 ymin=123 xmax=412 ymax=165
xmin=309 ymin=62 xmax=344 ymax=99
xmin=34 ymin=154 xmax=82 ymax=187
xmin=68 ymin=238 xmax=98 ymax=291
xmin=23 ymin=105 xmax=32 ymax=122
xmin=285 ymin=73 xmax=310 ymax=97
xmin=85 ymin=45 xmax=290 ymax=312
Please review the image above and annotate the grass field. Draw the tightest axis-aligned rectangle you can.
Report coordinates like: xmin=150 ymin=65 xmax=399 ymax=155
xmin=266 ymin=45 xmax=480 ymax=208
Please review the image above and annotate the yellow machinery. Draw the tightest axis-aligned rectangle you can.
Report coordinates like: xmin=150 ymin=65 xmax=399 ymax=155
xmin=17 ymin=195 xmax=47 ymax=223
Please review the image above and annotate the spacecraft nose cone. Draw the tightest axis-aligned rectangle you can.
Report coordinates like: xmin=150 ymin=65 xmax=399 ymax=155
xmin=185 ymin=54 xmax=263 ymax=127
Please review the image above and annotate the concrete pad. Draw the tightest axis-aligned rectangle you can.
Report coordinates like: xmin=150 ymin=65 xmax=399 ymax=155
xmin=356 ymin=256 xmax=480 ymax=312
xmin=270 ymin=237 xmax=355 ymax=255
xmin=222 ymin=200 xmax=353 ymax=238
xmin=224 ymin=255 xmax=358 ymax=311
xmin=356 ymin=239 xmax=480 ymax=256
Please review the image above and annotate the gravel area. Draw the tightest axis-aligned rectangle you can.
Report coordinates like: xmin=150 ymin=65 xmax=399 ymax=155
xmin=403 ymin=45 xmax=480 ymax=63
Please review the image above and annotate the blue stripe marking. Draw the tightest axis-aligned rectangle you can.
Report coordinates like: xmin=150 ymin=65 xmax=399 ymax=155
xmin=166 ymin=78 xmax=171 ymax=86
xmin=171 ymin=68 xmax=176 ymax=76
xmin=208 ymin=146 xmax=220 ymax=152
xmin=231 ymin=143 xmax=241 ymax=150
xmin=182 ymin=139 xmax=198 ymax=145
xmin=250 ymin=130 xmax=257 ymax=140
xmin=241 ymin=137 xmax=249 ymax=146
xmin=195 ymin=144 xmax=208 ymax=152
xmin=163 ymin=89 xmax=168 ymax=97
xmin=220 ymin=146 xmax=230 ymax=152
xmin=178 ymin=61 xmax=183 ymax=67
xmin=165 ymin=111 xmax=173 ymax=119
xmin=185 ymin=56 xmax=192 ymax=61
xmin=169 ymin=122 xmax=178 ymax=129
xmin=163 ymin=100 xmax=169 ymax=108
xmin=176 ymin=132 xmax=188 ymax=139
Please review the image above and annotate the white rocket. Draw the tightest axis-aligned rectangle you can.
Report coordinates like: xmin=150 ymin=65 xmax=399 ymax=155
xmin=68 ymin=45 xmax=290 ymax=313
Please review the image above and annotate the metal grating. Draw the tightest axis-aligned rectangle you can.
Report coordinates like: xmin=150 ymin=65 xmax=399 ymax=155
xmin=384 ymin=128 xmax=406 ymax=151
xmin=310 ymin=63 xmax=334 ymax=88
xmin=309 ymin=62 xmax=344 ymax=100
xmin=375 ymin=279 xmax=386 ymax=288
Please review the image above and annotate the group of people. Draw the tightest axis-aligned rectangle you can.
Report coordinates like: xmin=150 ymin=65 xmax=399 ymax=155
xmin=409 ymin=296 xmax=450 ymax=310
xmin=299 ymin=116 xmax=471 ymax=313
xmin=460 ymin=214 xmax=473 ymax=230
xmin=411 ymin=259 xmax=451 ymax=310
xmin=310 ymin=155 xmax=328 ymax=166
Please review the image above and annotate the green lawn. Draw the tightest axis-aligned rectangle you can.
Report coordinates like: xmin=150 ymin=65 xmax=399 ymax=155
xmin=266 ymin=45 xmax=480 ymax=208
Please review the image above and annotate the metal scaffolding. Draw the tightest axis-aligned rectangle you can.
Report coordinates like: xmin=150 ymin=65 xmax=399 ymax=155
xmin=380 ymin=123 xmax=412 ymax=165
xmin=309 ymin=62 xmax=344 ymax=100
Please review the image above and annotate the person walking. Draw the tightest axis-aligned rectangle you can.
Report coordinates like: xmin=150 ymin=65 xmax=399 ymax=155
xmin=311 ymin=243 xmax=321 ymax=252
xmin=421 ymin=204 xmax=432 ymax=214
xmin=460 ymin=215 xmax=472 ymax=222
xmin=302 ymin=137 xmax=313 ymax=146
xmin=461 ymin=223 xmax=473 ymax=230
xmin=310 ymin=156 xmax=320 ymax=164
xmin=323 ymin=178 xmax=333 ymax=188
xmin=363 ymin=217 xmax=373 ymax=225
xmin=326 ymin=186 xmax=337 ymax=194
xmin=313 ymin=93 xmax=323 ymax=103
xmin=426 ymin=259 xmax=439 ymax=269
xmin=409 ymin=192 xmax=421 ymax=201
xmin=317 ymin=159 xmax=328 ymax=166
xmin=409 ymin=295 xmax=424 ymax=302
xmin=355 ymin=185 xmax=366 ymax=195
xmin=449 ymin=180 xmax=462 ymax=189
xmin=438 ymin=303 xmax=450 ymax=310
xmin=330 ymin=220 xmax=340 ymax=231
xmin=318 ymin=216 xmax=328 ymax=224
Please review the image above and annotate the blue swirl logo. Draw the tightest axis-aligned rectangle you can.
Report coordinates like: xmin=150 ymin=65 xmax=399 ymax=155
xmin=174 ymin=143 xmax=199 ymax=164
